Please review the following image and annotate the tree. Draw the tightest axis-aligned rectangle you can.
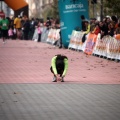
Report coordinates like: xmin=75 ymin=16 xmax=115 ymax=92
xmin=51 ymin=0 xmax=59 ymax=19
xmin=91 ymin=0 xmax=97 ymax=4
xmin=104 ymin=0 xmax=120 ymax=17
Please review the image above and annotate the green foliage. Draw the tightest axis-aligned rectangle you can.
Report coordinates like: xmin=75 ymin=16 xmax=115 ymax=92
xmin=104 ymin=0 xmax=120 ymax=17
xmin=42 ymin=7 xmax=53 ymax=21
xmin=41 ymin=0 xmax=59 ymax=20
xmin=51 ymin=0 xmax=59 ymax=19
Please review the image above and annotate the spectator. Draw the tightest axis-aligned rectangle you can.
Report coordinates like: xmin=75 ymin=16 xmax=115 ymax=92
xmin=92 ymin=24 xmax=101 ymax=35
xmin=90 ymin=18 xmax=96 ymax=32
xmin=54 ymin=18 xmax=62 ymax=48
xmin=37 ymin=21 xmax=42 ymax=42
xmin=82 ymin=20 xmax=91 ymax=43
xmin=23 ymin=18 xmax=30 ymax=40
xmin=0 ymin=15 xmax=9 ymax=44
xmin=45 ymin=17 xmax=51 ymax=30
xmin=29 ymin=18 xmax=35 ymax=40
xmin=108 ymin=23 xmax=115 ymax=37
xmin=114 ymin=23 xmax=120 ymax=40
xmin=115 ymin=22 xmax=119 ymax=29
xmin=14 ymin=15 xmax=22 ymax=39
xmin=111 ymin=16 xmax=118 ymax=29
xmin=8 ymin=27 xmax=13 ymax=39
xmin=80 ymin=15 xmax=86 ymax=31
xmin=99 ymin=21 xmax=108 ymax=39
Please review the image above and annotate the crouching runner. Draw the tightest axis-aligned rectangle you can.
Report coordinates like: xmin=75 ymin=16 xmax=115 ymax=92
xmin=50 ymin=54 xmax=68 ymax=82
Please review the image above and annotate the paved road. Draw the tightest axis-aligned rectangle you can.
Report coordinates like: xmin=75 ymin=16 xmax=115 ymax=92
xmin=0 ymin=39 xmax=120 ymax=84
xmin=0 ymin=40 xmax=120 ymax=120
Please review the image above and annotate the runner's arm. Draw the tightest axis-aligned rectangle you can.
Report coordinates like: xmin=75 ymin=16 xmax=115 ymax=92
xmin=62 ymin=58 xmax=68 ymax=77
xmin=51 ymin=56 xmax=57 ymax=75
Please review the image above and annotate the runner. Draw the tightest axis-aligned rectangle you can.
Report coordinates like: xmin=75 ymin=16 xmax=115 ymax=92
xmin=0 ymin=15 xmax=9 ymax=44
xmin=50 ymin=54 xmax=68 ymax=82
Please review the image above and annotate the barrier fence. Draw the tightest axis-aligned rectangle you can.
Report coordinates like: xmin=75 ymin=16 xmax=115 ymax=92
xmin=33 ymin=27 xmax=120 ymax=61
xmin=93 ymin=35 xmax=120 ymax=60
xmin=46 ymin=28 xmax=60 ymax=45
xmin=68 ymin=30 xmax=120 ymax=60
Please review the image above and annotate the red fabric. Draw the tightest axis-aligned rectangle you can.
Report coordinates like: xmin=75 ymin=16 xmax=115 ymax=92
xmin=93 ymin=27 xmax=101 ymax=35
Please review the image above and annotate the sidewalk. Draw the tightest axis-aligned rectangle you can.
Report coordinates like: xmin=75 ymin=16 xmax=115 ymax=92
xmin=0 ymin=39 xmax=120 ymax=120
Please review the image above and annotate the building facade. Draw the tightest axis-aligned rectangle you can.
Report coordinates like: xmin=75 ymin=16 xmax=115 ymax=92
xmin=0 ymin=0 xmax=54 ymax=19
xmin=0 ymin=2 xmax=12 ymax=17
xmin=25 ymin=0 xmax=54 ymax=19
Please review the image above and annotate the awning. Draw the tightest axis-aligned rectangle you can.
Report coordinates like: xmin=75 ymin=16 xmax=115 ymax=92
xmin=4 ymin=0 xmax=28 ymax=11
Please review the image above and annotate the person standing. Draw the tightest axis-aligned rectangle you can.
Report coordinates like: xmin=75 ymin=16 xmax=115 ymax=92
xmin=82 ymin=20 xmax=91 ymax=43
xmin=0 ymin=15 xmax=9 ymax=44
xmin=29 ymin=18 xmax=35 ymax=40
xmin=14 ymin=15 xmax=22 ymax=39
xmin=80 ymin=15 xmax=86 ymax=31
xmin=45 ymin=17 xmax=51 ymax=30
xmin=8 ymin=27 xmax=13 ymax=39
xmin=114 ymin=23 xmax=120 ymax=40
xmin=23 ymin=18 xmax=30 ymax=40
xmin=37 ymin=21 xmax=42 ymax=42
xmin=50 ymin=54 xmax=68 ymax=82
xmin=55 ymin=19 xmax=62 ymax=48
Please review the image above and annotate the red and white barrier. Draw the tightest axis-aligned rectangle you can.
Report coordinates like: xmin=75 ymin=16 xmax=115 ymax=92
xmin=68 ymin=30 xmax=120 ymax=60
xmin=46 ymin=28 xmax=60 ymax=44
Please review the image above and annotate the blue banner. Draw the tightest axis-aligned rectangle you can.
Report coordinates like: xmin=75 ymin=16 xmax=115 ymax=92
xmin=58 ymin=0 xmax=89 ymax=48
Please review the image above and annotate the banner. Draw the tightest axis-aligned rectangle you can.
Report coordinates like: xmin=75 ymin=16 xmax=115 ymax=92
xmin=46 ymin=28 xmax=60 ymax=44
xmin=58 ymin=0 xmax=89 ymax=48
xmin=68 ymin=30 xmax=84 ymax=50
xmin=4 ymin=0 xmax=28 ymax=11
xmin=93 ymin=35 xmax=120 ymax=60
xmin=84 ymin=33 xmax=97 ymax=55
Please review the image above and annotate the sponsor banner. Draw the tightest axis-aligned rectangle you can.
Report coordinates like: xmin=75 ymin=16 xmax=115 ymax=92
xmin=92 ymin=34 xmax=102 ymax=56
xmin=68 ymin=30 xmax=79 ymax=49
xmin=68 ymin=31 xmax=120 ymax=60
xmin=93 ymin=35 xmax=120 ymax=60
xmin=58 ymin=0 xmax=89 ymax=48
xmin=32 ymin=28 xmax=38 ymax=41
xmin=41 ymin=27 xmax=49 ymax=42
xmin=84 ymin=33 xmax=97 ymax=55
xmin=46 ymin=28 xmax=60 ymax=44
xmin=77 ymin=32 xmax=85 ymax=51
xmin=106 ymin=36 xmax=120 ymax=59
xmin=68 ymin=30 xmax=84 ymax=50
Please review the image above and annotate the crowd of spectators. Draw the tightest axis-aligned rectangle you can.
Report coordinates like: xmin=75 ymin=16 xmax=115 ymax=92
xmin=0 ymin=14 xmax=120 ymax=45
xmin=80 ymin=15 xmax=120 ymax=43
xmin=0 ymin=15 xmax=60 ymax=42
